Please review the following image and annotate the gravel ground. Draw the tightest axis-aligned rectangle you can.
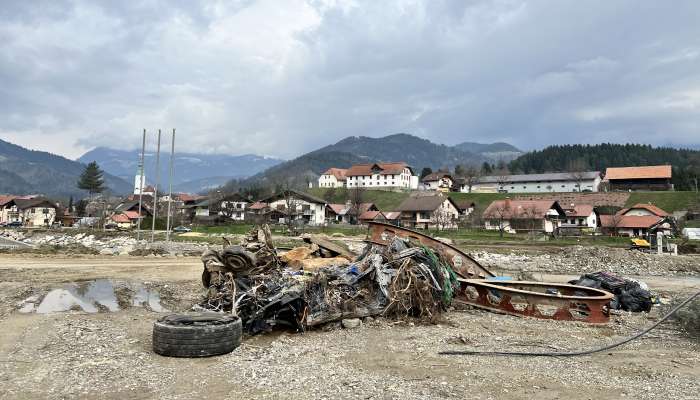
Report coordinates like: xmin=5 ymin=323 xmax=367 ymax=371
xmin=472 ymin=246 xmax=700 ymax=276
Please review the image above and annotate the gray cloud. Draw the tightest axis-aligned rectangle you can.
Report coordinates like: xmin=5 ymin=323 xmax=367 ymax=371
xmin=1 ymin=0 xmax=699 ymax=159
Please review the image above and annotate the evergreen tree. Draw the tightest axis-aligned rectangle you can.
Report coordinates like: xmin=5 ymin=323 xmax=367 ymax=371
xmin=454 ymin=164 xmax=465 ymax=177
xmin=67 ymin=196 xmax=74 ymax=213
xmin=420 ymin=167 xmax=433 ymax=179
xmin=77 ymin=161 xmax=106 ymax=195
xmin=481 ymin=162 xmax=493 ymax=174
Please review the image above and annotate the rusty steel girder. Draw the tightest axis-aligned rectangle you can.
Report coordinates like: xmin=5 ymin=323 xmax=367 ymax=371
xmin=456 ymin=279 xmax=614 ymax=323
xmin=366 ymin=222 xmax=494 ymax=279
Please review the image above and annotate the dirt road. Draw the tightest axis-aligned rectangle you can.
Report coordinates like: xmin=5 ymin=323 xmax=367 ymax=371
xmin=0 ymin=254 xmax=698 ymax=399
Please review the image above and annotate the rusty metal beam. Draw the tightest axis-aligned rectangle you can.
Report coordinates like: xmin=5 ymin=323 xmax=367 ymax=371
xmin=456 ymin=279 xmax=614 ymax=323
xmin=366 ymin=222 xmax=494 ymax=279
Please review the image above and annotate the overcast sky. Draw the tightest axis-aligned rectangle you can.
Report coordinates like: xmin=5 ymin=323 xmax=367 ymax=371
xmin=2 ymin=0 xmax=700 ymax=160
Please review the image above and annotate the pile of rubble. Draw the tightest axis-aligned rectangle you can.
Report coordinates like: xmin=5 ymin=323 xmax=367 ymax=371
xmin=198 ymin=226 xmax=458 ymax=333
xmin=0 ymin=230 xmax=207 ymax=256
xmin=473 ymin=245 xmax=700 ymax=276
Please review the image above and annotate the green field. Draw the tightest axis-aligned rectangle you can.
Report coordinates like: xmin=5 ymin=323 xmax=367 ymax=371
xmin=625 ymin=191 xmax=699 ymax=213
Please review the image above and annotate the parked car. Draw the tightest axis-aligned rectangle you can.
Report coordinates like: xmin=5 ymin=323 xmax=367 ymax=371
xmin=7 ymin=221 xmax=23 ymax=228
xmin=173 ymin=226 xmax=192 ymax=233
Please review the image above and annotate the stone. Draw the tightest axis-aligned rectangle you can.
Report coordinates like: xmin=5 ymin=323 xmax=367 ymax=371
xmin=99 ymin=248 xmax=114 ymax=256
xmin=341 ymin=318 xmax=362 ymax=329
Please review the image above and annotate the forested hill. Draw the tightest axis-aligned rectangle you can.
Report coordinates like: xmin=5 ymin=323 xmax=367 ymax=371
xmin=508 ymin=144 xmax=700 ymax=190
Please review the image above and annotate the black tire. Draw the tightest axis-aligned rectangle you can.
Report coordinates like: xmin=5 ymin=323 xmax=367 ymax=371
xmin=153 ymin=313 xmax=242 ymax=357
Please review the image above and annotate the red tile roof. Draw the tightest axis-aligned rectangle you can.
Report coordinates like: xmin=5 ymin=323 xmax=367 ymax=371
xmin=383 ymin=211 xmax=401 ymax=220
xmin=0 ymin=195 xmax=16 ymax=206
xmin=482 ymin=200 xmax=564 ymax=220
xmin=327 ymin=204 xmax=346 ymax=215
xmin=249 ymin=201 xmax=267 ymax=210
xmin=111 ymin=213 xmax=130 ymax=223
xmin=123 ymin=211 xmax=142 ymax=220
xmin=600 ymin=215 xmax=663 ymax=229
xmin=563 ymin=204 xmax=594 ymax=217
xmin=345 ymin=162 xmax=411 ymax=177
xmin=321 ymin=168 xmax=348 ymax=181
xmin=617 ymin=203 xmax=669 ymax=217
xmin=359 ymin=210 xmax=383 ymax=221
xmin=604 ymin=165 xmax=672 ymax=180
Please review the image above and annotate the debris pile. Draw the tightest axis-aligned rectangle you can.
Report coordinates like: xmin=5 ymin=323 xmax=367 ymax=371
xmin=198 ymin=226 xmax=458 ymax=333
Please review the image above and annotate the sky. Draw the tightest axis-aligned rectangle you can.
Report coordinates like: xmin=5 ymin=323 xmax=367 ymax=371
xmin=1 ymin=0 xmax=700 ymax=160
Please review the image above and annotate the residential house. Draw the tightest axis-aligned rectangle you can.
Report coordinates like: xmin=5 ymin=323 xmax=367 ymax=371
xmin=212 ymin=193 xmax=251 ymax=221
xmin=422 ymin=172 xmax=453 ymax=192
xmin=382 ymin=211 xmax=402 ymax=225
xmin=466 ymin=172 xmax=602 ymax=193
xmin=600 ymin=203 xmax=674 ymax=237
xmin=265 ymin=190 xmax=327 ymax=226
xmin=482 ymin=199 xmax=566 ymax=234
xmin=452 ymin=199 xmax=476 ymax=217
xmin=560 ymin=204 xmax=598 ymax=229
xmin=318 ymin=168 xmax=348 ymax=188
xmin=604 ymin=165 xmax=673 ymax=191
xmin=396 ymin=193 xmax=460 ymax=229
xmin=326 ymin=201 xmax=379 ymax=224
xmin=2 ymin=198 xmax=58 ymax=227
xmin=359 ymin=210 xmax=386 ymax=224
xmin=345 ymin=162 xmax=419 ymax=190
xmin=110 ymin=213 xmax=132 ymax=229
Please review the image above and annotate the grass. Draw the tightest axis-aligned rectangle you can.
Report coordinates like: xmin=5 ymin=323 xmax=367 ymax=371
xmin=625 ymin=191 xmax=699 ymax=213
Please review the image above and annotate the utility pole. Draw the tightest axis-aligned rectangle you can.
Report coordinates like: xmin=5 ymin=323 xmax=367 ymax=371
xmin=151 ymin=130 xmax=162 ymax=243
xmin=136 ymin=129 xmax=146 ymax=241
xmin=165 ymin=129 xmax=176 ymax=242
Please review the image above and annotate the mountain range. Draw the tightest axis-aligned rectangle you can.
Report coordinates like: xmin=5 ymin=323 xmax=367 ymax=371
xmin=0 ymin=139 xmax=130 ymax=198
xmin=220 ymin=134 xmax=523 ymax=193
xmin=77 ymin=147 xmax=283 ymax=193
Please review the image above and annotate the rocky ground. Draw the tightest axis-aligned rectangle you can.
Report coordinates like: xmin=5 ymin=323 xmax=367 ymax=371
xmin=0 ymin=249 xmax=698 ymax=399
xmin=472 ymin=245 xmax=700 ymax=276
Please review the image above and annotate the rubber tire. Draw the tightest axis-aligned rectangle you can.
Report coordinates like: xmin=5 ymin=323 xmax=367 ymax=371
xmin=153 ymin=313 xmax=242 ymax=357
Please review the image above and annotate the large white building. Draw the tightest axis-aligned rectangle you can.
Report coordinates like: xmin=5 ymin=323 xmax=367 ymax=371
xmin=464 ymin=171 xmax=602 ymax=193
xmin=318 ymin=168 xmax=348 ymax=188
xmin=266 ymin=190 xmax=327 ymax=226
xmin=345 ymin=162 xmax=419 ymax=190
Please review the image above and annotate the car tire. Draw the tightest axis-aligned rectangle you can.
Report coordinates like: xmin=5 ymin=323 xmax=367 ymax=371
xmin=153 ymin=313 xmax=242 ymax=357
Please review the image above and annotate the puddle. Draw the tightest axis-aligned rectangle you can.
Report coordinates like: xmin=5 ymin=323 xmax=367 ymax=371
xmin=18 ymin=279 xmax=168 ymax=314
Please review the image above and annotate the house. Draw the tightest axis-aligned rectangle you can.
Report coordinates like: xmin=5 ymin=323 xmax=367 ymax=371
xmin=382 ymin=211 xmax=402 ymax=225
xmin=466 ymin=172 xmax=602 ymax=193
xmin=264 ymin=190 xmax=327 ymax=226
xmin=110 ymin=213 xmax=133 ymax=229
xmin=604 ymin=165 xmax=673 ymax=191
xmin=600 ymin=203 xmax=674 ymax=237
xmin=560 ymin=204 xmax=598 ymax=229
xmin=212 ymin=193 xmax=251 ymax=221
xmin=452 ymin=199 xmax=476 ymax=217
xmin=114 ymin=200 xmax=152 ymax=217
xmin=482 ymin=199 xmax=566 ymax=234
xmin=345 ymin=162 xmax=419 ymax=190
xmin=1 ymin=198 xmax=58 ymax=227
xmin=422 ymin=172 xmax=453 ymax=192
xmin=396 ymin=193 xmax=460 ymax=229
xmin=359 ymin=210 xmax=386 ymax=224
xmin=326 ymin=201 xmax=379 ymax=224
xmin=318 ymin=168 xmax=348 ymax=188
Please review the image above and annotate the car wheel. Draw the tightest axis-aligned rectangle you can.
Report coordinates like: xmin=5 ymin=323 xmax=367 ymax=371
xmin=152 ymin=313 xmax=242 ymax=357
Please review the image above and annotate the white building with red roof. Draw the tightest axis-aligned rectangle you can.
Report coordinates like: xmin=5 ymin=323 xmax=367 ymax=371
xmin=318 ymin=168 xmax=348 ymax=188
xmin=344 ymin=162 xmax=418 ymax=190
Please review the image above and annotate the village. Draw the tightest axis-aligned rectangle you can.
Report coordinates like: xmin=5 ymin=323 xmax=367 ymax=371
xmin=2 ymin=2 xmax=700 ymax=399
xmin=1 ymin=161 xmax=696 ymax=246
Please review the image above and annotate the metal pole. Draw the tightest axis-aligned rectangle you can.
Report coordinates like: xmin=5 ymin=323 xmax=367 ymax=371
xmin=151 ymin=130 xmax=162 ymax=242
xmin=136 ymin=129 xmax=146 ymax=241
xmin=165 ymin=129 xmax=176 ymax=241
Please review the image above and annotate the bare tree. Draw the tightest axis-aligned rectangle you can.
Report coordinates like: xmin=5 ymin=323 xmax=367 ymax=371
xmin=491 ymin=200 xmax=512 ymax=238
xmin=431 ymin=205 xmax=456 ymax=231
xmin=347 ymin=186 xmax=366 ymax=225
xmin=281 ymin=189 xmax=302 ymax=234
xmin=568 ymin=158 xmax=589 ymax=192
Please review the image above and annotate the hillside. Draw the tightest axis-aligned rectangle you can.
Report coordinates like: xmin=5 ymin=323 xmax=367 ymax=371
xmin=78 ymin=147 xmax=283 ymax=191
xmin=0 ymin=139 xmax=131 ymax=198
xmin=453 ymin=141 xmax=523 ymax=162
xmin=314 ymin=133 xmax=487 ymax=170
xmin=509 ymin=143 xmax=700 ymax=190
xmin=221 ymin=134 xmax=519 ymax=194
xmin=221 ymin=151 xmax=367 ymax=195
